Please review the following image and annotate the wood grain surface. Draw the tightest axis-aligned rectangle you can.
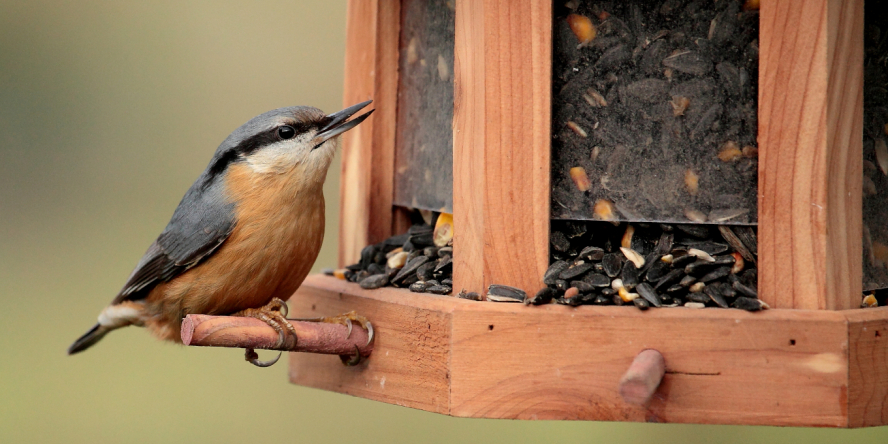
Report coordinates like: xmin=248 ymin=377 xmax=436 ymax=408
xmin=758 ymin=0 xmax=864 ymax=309
xmin=452 ymin=0 xmax=551 ymax=297
xmin=338 ymin=0 xmax=401 ymax=266
xmin=846 ymin=307 xmax=888 ymax=427
xmin=289 ymin=275 xmax=888 ymax=427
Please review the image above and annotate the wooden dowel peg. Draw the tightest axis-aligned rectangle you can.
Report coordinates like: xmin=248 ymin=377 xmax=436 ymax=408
xmin=181 ymin=314 xmax=373 ymax=357
xmin=619 ymin=349 xmax=665 ymax=406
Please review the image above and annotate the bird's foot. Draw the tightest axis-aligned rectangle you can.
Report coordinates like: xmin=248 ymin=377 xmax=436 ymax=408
xmin=291 ymin=310 xmax=373 ymax=366
xmin=232 ymin=297 xmax=297 ymax=367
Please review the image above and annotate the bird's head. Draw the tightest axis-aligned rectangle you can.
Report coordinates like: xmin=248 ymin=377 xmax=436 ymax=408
xmin=205 ymin=100 xmax=373 ymax=185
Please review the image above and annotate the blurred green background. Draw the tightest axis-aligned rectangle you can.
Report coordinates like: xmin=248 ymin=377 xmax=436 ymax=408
xmin=1 ymin=1 xmax=885 ymax=443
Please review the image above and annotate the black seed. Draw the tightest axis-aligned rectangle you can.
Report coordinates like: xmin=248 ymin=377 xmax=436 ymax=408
xmin=426 ymin=285 xmax=452 ymax=295
xmin=740 ymin=268 xmax=757 ymax=287
xmin=416 ymin=262 xmax=436 ymax=281
xmin=733 ymin=281 xmax=757 ymax=298
xmin=367 ymin=263 xmax=385 ymax=275
xmin=563 ymin=221 xmax=588 ymax=239
xmin=672 ymin=254 xmax=698 ymax=268
xmin=559 ymin=262 xmax=594 ymax=280
xmin=570 ymin=281 xmax=595 ymax=293
xmin=656 ymin=232 xmax=675 ymax=256
xmin=544 ymin=261 xmax=570 ymax=285
xmin=401 ymin=274 xmax=420 ymax=287
xmin=633 ymin=297 xmax=651 ymax=310
xmin=487 ymin=284 xmax=527 ymax=302
xmin=360 ymin=245 xmax=376 ymax=268
xmin=679 ymin=275 xmax=697 ymax=287
xmin=636 ymin=283 xmax=662 ymax=307
xmin=592 ymin=295 xmax=612 ymax=305
xmin=527 ymin=287 xmax=556 ymax=305
xmin=585 ymin=273 xmax=611 ymax=288
xmin=665 ymin=284 xmax=686 ymax=295
xmin=600 ymin=287 xmax=616 ymax=297
xmin=551 ymin=231 xmax=571 ymax=252
xmin=685 ymin=260 xmax=719 ymax=276
xmin=434 ymin=255 xmax=453 ymax=273
xmin=655 ymin=269 xmax=685 ymax=290
xmin=409 ymin=231 xmax=434 ymax=248
xmin=699 ymin=266 xmax=732 ymax=283
xmin=359 ymin=274 xmax=389 ymax=289
xmin=685 ymin=241 xmax=729 ymax=255
xmin=704 ymin=284 xmax=729 ymax=308
xmin=645 ymin=260 xmax=670 ymax=282
xmin=732 ymin=226 xmax=758 ymax=256
xmin=394 ymin=256 xmax=430 ymax=283
xmin=459 ymin=291 xmax=482 ymax=301
xmin=345 ymin=263 xmax=363 ymax=272
xmin=423 ymin=246 xmax=439 ymax=258
xmin=722 ymin=284 xmax=737 ymax=298
xmin=384 ymin=233 xmax=410 ymax=249
xmin=676 ymin=224 xmax=711 ymax=239
xmin=621 ymin=263 xmax=640 ymax=288
xmin=438 ymin=247 xmax=453 ymax=257
xmin=687 ymin=292 xmax=710 ymax=304
xmin=662 ymin=50 xmax=712 ymax=76
xmin=555 ymin=280 xmax=569 ymax=291
xmin=409 ymin=281 xmax=429 ymax=293
xmin=578 ymin=246 xmax=605 ymax=261
xmin=732 ymin=296 xmax=767 ymax=311
xmin=638 ymin=252 xmax=659 ymax=276
xmin=407 ymin=223 xmax=431 ymax=234
xmin=373 ymin=251 xmax=387 ymax=265
xmin=602 ymin=253 xmax=624 ymax=277
xmin=442 ymin=278 xmax=453 ymax=286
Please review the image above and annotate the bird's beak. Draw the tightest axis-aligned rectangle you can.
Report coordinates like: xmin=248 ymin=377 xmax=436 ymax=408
xmin=312 ymin=100 xmax=375 ymax=149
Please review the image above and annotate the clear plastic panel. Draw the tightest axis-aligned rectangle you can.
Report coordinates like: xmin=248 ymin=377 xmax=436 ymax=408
xmin=551 ymin=0 xmax=759 ymax=225
xmin=863 ymin=1 xmax=888 ymax=291
xmin=393 ymin=0 xmax=455 ymax=213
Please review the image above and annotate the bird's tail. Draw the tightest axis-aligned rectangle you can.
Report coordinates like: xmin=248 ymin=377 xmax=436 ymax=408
xmin=68 ymin=323 xmax=111 ymax=355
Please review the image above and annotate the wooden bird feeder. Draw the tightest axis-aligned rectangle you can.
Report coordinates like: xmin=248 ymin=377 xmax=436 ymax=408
xmin=284 ymin=0 xmax=888 ymax=428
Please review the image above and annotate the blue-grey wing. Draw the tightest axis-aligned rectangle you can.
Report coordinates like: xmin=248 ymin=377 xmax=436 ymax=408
xmin=113 ymin=177 xmax=236 ymax=302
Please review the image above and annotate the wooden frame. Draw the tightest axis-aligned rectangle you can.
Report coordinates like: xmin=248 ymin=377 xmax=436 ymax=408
xmin=291 ymin=275 xmax=887 ymax=428
xmin=293 ymin=0 xmax=888 ymax=428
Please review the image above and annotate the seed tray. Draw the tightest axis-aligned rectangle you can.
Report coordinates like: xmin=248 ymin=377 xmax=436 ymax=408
xmin=299 ymin=0 xmax=887 ymax=428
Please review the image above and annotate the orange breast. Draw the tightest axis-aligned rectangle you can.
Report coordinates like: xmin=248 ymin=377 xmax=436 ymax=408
xmin=144 ymin=162 xmax=325 ymax=341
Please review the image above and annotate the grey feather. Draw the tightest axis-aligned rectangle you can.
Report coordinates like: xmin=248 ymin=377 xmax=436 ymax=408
xmin=110 ymin=106 xmax=327 ymax=304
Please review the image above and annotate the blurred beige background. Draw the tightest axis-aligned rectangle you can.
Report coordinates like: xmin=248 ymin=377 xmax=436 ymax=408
xmin=0 ymin=1 xmax=885 ymax=443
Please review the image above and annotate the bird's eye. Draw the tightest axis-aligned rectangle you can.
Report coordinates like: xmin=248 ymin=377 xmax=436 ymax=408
xmin=277 ymin=125 xmax=296 ymax=140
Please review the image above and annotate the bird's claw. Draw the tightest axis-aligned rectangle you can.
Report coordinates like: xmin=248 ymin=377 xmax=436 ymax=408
xmin=245 ymin=348 xmax=282 ymax=368
xmin=339 ymin=345 xmax=362 ymax=366
xmin=232 ymin=297 xmax=297 ymax=367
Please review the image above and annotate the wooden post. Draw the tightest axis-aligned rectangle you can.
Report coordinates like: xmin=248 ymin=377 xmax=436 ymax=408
xmin=338 ymin=0 xmax=401 ymax=266
xmin=758 ymin=0 xmax=864 ymax=309
xmin=452 ymin=0 xmax=552 ymax=297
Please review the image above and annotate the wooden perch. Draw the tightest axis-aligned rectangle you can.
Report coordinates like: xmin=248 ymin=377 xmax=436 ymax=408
xmin=181 ymin=314 xmax=373 ymax=357
xmin=618 ymin=349 xmax=666 ymax=406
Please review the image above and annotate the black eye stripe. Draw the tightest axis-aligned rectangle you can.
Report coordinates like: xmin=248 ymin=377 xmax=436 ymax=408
xmin=205 ymin=121 xmax=320 ymax=182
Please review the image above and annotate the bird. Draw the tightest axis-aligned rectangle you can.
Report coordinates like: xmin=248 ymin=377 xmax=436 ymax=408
xmin=68 ymin=100 xmax=374 ymax=367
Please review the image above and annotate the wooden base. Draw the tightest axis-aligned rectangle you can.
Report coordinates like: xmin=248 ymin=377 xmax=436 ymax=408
xmin=288 ymin=275 xmax=888 ymax=428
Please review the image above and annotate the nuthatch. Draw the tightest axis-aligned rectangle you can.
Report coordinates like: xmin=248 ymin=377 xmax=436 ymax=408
xmin=69 ymin=101 xmax=374 ymax=366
